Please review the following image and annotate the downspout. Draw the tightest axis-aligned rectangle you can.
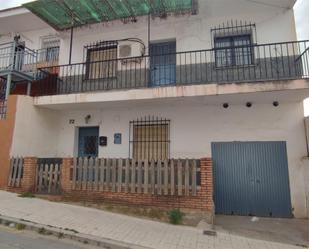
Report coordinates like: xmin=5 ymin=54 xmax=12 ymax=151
xmin=148 ymin=12 xmax=151 ymax=55
xmin=69 ymin=25 xmax=74 ymax=65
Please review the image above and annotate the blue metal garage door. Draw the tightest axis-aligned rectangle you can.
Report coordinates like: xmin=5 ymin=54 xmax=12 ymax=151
xmin=212 ymin=142 xmax=292 ymax=218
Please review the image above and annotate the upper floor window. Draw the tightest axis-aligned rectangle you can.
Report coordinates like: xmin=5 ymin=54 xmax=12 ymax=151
xmin=211 ymin=21 xmax=256 ymax=68
xmin=39 ymin=37 xmax=60 ymax=63
xmin=85 ymin=41 xmax=117 ymax=80
xmin=215 ymin=34 xmax=253 ymax=67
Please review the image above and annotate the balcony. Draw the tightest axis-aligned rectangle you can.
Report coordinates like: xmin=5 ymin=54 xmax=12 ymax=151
xmin=0 ymin=42 xmax=38 ymax=82
xmin=22 ymin=40 xmax=309 ymax=97
xmin=0 ymin=42 xmax=59 ymax=83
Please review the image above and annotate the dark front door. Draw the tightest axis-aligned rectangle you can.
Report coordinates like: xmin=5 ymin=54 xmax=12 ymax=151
xmin=150 ymin=41 xmax=176 ymax=86
xmin=78 ymin=127 xmax=99 ymax=158
xmin=212 ymin=141 xmax=292 ymax=218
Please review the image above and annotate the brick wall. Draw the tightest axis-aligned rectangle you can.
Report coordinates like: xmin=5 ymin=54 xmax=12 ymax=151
xmin=6 ymin=157 xmax=37 ymax=193
xmin=61 ymin=158 xmax=214 ymax=212
xmin=7 ymin=157 xmax=214 ymax=213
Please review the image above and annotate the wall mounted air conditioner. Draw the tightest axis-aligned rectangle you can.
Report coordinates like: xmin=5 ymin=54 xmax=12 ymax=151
xmin=118 ymin=42 xmax=144 ymax=64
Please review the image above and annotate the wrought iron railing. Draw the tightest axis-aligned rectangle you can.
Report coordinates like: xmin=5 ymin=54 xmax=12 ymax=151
xmin=0 ymin=42 xmax=59 ymax=74
xmin=0 ymin=43 xmax=38 ymax=72
xmin=25 ymin=40 xmax=309 ymax=96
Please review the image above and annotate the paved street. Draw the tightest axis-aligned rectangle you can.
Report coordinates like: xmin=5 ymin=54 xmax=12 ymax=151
xmin=0 ymin=191 xmax=303 ymax=249
xmin=0 ymin=225 xmax=100 ymax=249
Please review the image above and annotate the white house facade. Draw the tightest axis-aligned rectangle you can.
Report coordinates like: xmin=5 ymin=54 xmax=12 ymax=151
xmin=0 ymin=0 xmax=309 ymax=219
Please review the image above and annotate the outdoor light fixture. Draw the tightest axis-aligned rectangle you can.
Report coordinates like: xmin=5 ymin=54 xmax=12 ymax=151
xmin=85 ymin=114 xmax=91 ymax=124
xmin=223 ymin=103 xmax=229 ymax=109
xmin=273 ymin=101 xmax=279 ymax=107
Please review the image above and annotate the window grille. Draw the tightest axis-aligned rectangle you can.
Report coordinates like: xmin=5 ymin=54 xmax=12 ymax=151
xmin=85 ymin=41 xmax=118 ymax=80
xmin=215 ymin=35 xmax=253 ymax=67
xmin=0 ymin=79 xmax=5 ymax=100
xmin=39 ymin=37 xmax=60 ymax=62
xmin=129 ymin=117 xmax=170 ymax=160
xmin=211 ymin=21 xmax=256 ymax=67
xmin=0 ymin=100 xmax=7 ymax=120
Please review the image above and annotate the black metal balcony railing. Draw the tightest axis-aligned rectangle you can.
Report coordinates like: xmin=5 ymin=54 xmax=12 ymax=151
xmin=32 ymin=40 xmax=309 ymax=96
xmin=0 ymin=43 xmax=38 ymax=72
xmin=0 ymin=42 xmax=59 ymax=74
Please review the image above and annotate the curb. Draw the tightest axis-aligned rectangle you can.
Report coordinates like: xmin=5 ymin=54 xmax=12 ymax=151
xmin=0 ymin=215 xmax=150 ymax=249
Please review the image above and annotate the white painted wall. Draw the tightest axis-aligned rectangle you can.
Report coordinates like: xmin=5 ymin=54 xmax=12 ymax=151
xmin=0 ymin=27 xmax=58 ymax=50
xmin=10 ymin=96 xmax=60 ymax=157
xmin=10 ymin=95 xmax=309 ymax=217
xmin=58 ymin=0 xmax=297 ymax=65
xmin=1 ymin=0 xmax=297 ymax=64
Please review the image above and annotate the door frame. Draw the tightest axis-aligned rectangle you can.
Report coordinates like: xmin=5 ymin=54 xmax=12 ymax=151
xmin=77 ymin=126 xmax=100 ymax=158
xmin=149 ymin=40 xmax=176 ymax=87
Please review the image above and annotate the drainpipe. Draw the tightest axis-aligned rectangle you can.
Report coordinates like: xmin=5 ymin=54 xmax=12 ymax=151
xmin=148 ymin=12 xmax=151 ymax=55
xmin=69 ymin=25 xmax=74 ymax=65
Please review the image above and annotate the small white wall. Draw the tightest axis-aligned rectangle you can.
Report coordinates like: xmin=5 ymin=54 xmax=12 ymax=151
xmin=10 ymin=96 xmax=60 ymax=157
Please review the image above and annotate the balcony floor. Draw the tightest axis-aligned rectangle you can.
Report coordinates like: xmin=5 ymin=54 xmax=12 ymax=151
xmin=33 ymin=79 xmax=309 ymax=110
xmin=0 ymin=69 xmax=34 ymax=82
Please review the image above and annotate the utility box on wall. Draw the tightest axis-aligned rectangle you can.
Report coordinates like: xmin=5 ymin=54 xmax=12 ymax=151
xmin=99 ymin=136 xmax=107 ymax=146
xmin=114 ymin=133 xmax=122 ymax=144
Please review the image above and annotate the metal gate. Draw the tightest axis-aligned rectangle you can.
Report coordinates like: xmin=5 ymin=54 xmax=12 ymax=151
xmin=212 ymin=142 xmax=292 ymax=218
xmin=36 ymin=158 xmax=62 ymax=194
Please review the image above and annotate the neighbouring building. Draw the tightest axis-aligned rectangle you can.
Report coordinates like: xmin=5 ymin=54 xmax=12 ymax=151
xmin=0 ymin=0 xmax=309 ymax=219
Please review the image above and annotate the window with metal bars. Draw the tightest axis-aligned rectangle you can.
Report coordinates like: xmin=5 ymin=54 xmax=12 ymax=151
xmin=0 ymin=79 xmax=5 ymax=100
xmin=0 ymin=100 xmax=7 ymax=120
xmin=212 ymin=21 xmax=256 ymax=68
xmin=39 ymin=37 xmax=60 ymax=62
xmin=85 ymin=41 xmax=118 ymax=80
xmin=215 ymin=35 xmax=253 ymax=67
xmin=129 ymin=117 xmax=170 ymax=160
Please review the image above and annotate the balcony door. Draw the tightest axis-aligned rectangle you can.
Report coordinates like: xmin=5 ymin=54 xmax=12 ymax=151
xmin=150 ymin=41 xmax=176 ymax=86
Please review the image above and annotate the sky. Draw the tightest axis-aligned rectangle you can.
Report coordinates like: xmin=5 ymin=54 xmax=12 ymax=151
xmin=0 ymin=0 xmax=309 ymax=113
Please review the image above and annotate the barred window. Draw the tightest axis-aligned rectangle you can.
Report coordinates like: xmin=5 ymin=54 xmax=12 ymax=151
xmin=215 ymin=35 xmax=253 ymax=67
xmin=211 ymin=21 xmax=256 ymax=68
xmin=85 ymin=41 xmax=117 ymax=80
xmin=39 ymin=37 xmax=60 ymax=62
xmin=129 ymin=117 xmax=170 ymax=160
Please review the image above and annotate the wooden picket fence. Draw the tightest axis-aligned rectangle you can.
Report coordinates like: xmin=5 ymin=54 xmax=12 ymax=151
xmin=36 ymin=159 xmax=62 ymax=194
xmin=8 ymin=157 xmax=24 ymax=187
xmin=71 ymin=158 xmax=200 ymax=196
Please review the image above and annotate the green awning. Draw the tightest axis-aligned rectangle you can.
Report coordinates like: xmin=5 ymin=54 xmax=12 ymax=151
xmin=23 ymin=0 xmax=194 ymax=30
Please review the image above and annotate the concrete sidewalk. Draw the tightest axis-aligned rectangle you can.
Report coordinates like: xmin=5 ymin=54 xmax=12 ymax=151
xmin=0 ymin=191 xmax=301 ymax=249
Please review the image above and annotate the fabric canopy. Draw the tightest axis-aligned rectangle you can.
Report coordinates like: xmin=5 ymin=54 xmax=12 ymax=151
xmin=23 ymin=0 xmax=194 ymax=30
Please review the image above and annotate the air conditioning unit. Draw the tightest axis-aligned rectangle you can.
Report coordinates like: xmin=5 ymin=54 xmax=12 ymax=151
xmin=118 ymin=43 xmax=144 ymax=64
